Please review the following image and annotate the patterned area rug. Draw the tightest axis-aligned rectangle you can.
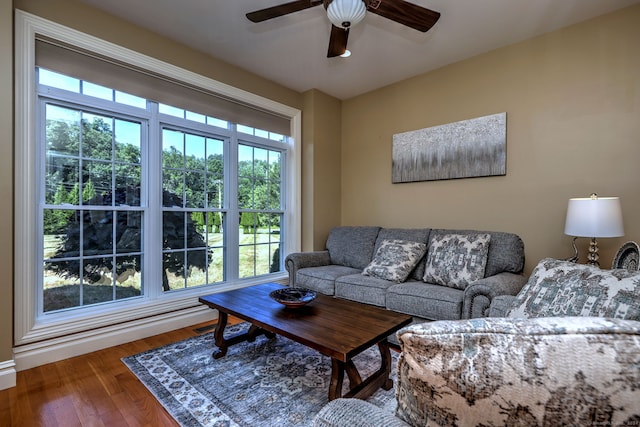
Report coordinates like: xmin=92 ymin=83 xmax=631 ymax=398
xmin=122 ymin=323 xmax=398 ymax=426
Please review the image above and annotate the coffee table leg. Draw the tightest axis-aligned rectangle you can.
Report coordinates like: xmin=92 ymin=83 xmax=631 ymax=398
xmin=378 ymin=340 xmax=394 ymax=391
xmin=246 ymin=325 xmax=275 ymax=342
xmin=212 ymin=310 xmax=276 ymax=359
xmin=213 ymin=311 xmax=229 ymax=359
xmin=328 ymin=359 xmax=364 ymax=401
xmin=345 ymin=360 xmax=363 ymax=387
xmin=246 ymin=324 xmax=259 ymax=342
xmin=332 ymin=340 xmax=394 ymax=400
xmin=329 ymin=359 xmax=345 ymax=401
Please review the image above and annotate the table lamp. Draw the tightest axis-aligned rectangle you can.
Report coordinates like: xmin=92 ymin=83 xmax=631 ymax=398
xmin=564 ymin=193 xmax=624 ymax=267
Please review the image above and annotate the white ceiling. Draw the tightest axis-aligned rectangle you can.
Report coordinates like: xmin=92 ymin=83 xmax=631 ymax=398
xmin=78 ymin=0 xmax=639 ymax=100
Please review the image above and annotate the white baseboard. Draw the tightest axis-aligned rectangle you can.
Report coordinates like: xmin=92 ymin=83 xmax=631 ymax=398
xmin=13 ymin=305 xmax=217 ymax=372
xmin=0 ymin=360 xmax=17 ymax=390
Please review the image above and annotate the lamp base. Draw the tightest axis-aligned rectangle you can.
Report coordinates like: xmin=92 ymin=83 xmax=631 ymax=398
xmin=565 ymin=236 xmax=579 ymax=263
xmin=587 ymin=237 xmax=600 ymax=267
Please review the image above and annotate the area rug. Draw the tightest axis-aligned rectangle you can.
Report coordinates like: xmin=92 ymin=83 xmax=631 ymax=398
xmin=122 ymin=323 xmax=398 ymax=426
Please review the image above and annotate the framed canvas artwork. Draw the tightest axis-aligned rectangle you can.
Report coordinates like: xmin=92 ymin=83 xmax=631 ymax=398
xmin=392 ymin=112 xmax=507 ymax=183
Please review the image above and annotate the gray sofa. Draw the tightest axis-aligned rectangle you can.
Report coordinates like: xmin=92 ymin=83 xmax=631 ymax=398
xmin=285 ymin=226 xmax=526 ymax=322
xmin=312 ymin=258 xmax=640 ymax=427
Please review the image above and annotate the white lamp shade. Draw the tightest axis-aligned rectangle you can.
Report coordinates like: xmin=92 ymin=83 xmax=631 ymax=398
xmin=564 ymin=196 xmax=624 ymax=238
xmin=327 ymin=0 xmax=366 ymax=28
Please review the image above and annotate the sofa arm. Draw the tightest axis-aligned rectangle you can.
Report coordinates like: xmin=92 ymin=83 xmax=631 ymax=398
xmin=284 ymin=251 xmax=331 ymax=287
xmin=461 ymin=272 xmax=528 ymax=319
xmin=487 ymin=294 xmax=518 ymax=317
xmin=395 ymin=317 xmax=640 ymax=427
xmin=312 ymin=398 xmax=410 ymax=427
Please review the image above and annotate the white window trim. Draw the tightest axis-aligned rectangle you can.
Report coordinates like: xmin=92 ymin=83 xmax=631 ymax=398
xmin=14 ymin=10 xmax=301 ymax=350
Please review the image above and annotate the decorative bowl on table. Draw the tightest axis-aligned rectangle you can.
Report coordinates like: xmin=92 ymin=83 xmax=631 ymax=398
xmin=269 ymin=287 xmax=317 ymax=308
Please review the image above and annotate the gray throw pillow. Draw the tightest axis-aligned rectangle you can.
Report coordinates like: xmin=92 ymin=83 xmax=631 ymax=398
xmin=423 ymin=233 xmax=491 ymax=289
xmin=362 ymin=239 xmax=427 ymax=283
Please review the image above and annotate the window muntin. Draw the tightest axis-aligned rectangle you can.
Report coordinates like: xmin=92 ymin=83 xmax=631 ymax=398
xmin=37 ymin=68 xmax=289 ymax=315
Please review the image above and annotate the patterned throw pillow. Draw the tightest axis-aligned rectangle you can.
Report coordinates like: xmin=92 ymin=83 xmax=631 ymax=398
xmin=362 ymin=239 xmax=427 ymax=283
xmin=423 ymin=233 xmax=491 ymax=289
xmin=507 ymin=258 xmax=640 ymax=320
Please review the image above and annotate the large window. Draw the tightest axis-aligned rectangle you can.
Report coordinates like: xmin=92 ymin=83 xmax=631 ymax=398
xmin=15 ymin=11 xmax=301 ymax=348
xmin=38 ymin=69 xmax=289 ymax=314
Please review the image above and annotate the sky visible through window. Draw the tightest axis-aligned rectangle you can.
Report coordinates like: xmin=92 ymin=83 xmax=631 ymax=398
xmin=39 ymin=68 xmax=288 ymax=143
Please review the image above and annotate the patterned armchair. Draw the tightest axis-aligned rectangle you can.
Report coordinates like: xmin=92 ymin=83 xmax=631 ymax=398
xmin=312 ymin=258 xmax=640 ymax=427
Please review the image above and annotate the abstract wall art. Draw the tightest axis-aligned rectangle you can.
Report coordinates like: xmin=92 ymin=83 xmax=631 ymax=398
xmin=392 ymin=112 xmax=507 ymax=183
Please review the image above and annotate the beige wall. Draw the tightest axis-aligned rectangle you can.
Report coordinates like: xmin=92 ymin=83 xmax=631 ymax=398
xmin=0 ymin=0 xmax=14 ymax=362
xmin=302 ymin=89 xmax=342 ymax=251
xmin=341 ymin=5 xmax=640 ymax=275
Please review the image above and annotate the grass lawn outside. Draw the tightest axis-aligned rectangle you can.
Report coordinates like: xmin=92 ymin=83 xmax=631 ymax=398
xmin=42 ymin=228 xmax=280 ymax=312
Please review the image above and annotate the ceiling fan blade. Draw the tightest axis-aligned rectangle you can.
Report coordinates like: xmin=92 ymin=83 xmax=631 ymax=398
xmin=366 ymin=0 xmax=440 ymax=32
xmin=327 ymin=25 xmax=349 ymax=58
xmin=246 ymin=0 xmax=323 ymax=23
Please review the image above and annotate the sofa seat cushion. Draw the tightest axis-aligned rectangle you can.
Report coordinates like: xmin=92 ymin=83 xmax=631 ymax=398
xmin=335 ymin=274 xmax=395 ymax=307
xmin=423 ymin=233 xmax=491 ymax=290
xmin=296 ymin=265 xmax=361 ymax=296
xmin=508 ymin=258 xmax=640 ymax=320
xmin=386 ymin=282 xmax=463 ymax=320
xmin=362 ymin=239 xmax=427 ymax=283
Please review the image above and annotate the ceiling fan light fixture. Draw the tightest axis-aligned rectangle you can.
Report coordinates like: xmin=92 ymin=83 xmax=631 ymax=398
xmin=340 ymin=49 xmax=352 ymax=58
xmin=326 ymin=0 xmax=366 ymax=29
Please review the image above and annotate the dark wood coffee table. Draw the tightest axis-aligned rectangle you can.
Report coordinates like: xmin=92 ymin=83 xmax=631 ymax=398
xmin=199 ymin=282 xmax=412 ymax=401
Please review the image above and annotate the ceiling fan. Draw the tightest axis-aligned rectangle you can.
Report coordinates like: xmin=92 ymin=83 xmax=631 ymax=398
xmin=246 ymin=0 xmax=440 ymax=58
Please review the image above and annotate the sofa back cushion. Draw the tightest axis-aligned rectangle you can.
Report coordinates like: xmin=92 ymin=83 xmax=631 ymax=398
xmin=374 ymin=228 xmax=431 ymax=280
xmin=429 ymin=229 xmax=525 ymax=276
xmin=326 ymin=226 xmax=381 ymax=270
xmin=508 ymin=258 xmax=640 ymax=320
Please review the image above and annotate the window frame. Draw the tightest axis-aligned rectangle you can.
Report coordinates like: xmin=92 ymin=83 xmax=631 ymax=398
xmin=14 ymin=10 xmax=301 ymax=346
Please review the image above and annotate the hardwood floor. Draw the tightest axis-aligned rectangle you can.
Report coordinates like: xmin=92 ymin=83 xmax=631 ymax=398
xmin=0 ymin=318 xmax=238 ymax=427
